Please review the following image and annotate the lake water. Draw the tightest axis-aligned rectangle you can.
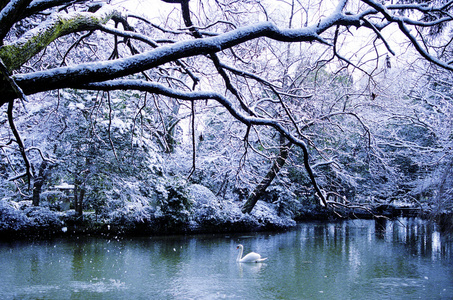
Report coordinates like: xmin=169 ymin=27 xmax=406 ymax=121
xmin=0 ymin=218 xmax=452 ymax=299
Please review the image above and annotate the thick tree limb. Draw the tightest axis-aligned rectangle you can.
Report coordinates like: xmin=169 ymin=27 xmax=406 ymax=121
xmin=3 ymin=0 xmax=451 ymax=103
xmin=0 ymin=4 xmax=124 ymax=71
xmin=2 ymin=18 xmax=347 ymax=104
xmin=0 ymin=0 xmax=451 ymax=105
xmin=98 ymin=23 xmax=200 ymax=87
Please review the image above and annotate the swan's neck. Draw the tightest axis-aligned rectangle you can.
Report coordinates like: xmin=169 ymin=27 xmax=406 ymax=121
xmin=236 ymin=246 xmax=243 ymax=262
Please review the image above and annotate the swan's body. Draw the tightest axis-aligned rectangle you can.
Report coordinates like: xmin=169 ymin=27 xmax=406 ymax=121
xmin=236 ymin=244 xmax=267 ymax=263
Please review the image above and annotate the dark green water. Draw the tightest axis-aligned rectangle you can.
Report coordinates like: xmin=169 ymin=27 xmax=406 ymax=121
xmin=0 ymin=218 xmax=452 ymax=299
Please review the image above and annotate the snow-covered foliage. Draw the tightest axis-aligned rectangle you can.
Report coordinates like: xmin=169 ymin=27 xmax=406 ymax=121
xmin=188 ymin=184 xmax=295 ymax=231
xmin=40 ymin=190 xmax=70 ymax=211
xmin=0 ymin=181 xmax=296 ymax=237
xmin=0 ymin=199 xmax=29 ymax=232
xmin=189 ymin=184 xmax=225 ymax=227
xmin=0 ymin=199 xmax=63 ymax=233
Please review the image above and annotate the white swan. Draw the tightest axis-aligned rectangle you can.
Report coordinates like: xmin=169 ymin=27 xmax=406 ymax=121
xmin=236 ymin=244 xmax=267 ymax=263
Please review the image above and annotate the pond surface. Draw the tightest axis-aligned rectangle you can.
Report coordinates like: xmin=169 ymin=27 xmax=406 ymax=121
xmin=0 ymin=218 xmax=452 ymax=299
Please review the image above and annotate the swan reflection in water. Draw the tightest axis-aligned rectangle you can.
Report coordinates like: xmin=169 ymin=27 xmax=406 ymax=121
xmin=237 ymin=259 xmax=266 ymax=276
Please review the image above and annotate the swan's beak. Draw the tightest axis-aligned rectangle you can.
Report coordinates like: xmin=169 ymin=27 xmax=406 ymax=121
xmin=236 ymin=246 xmax=239 ymax=249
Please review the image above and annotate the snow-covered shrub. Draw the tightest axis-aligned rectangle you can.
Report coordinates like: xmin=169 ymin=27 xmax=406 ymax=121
xmin=265 ymin=185 xmax=302 ymax=218
xmin=154 ymin=177 xmax=193 ymax=226
xmin=188 ymin=185 xmax=296 ymax=232
xmin=23 ymin=206 xmax=62 ymax=228
xmin=250 ymin=201 xmax=296 ymax=228
xmin=189 ymin=184 xmax=226 ymax=227
xmin=0 ymin=199 xmax=30 ymax=231
xmin=107 ymin=203 xmax=155 ymax=232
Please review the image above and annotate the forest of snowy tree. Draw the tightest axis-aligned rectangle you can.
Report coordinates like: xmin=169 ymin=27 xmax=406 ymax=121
xmin=1 ymin=0 xmax=453 ymax=236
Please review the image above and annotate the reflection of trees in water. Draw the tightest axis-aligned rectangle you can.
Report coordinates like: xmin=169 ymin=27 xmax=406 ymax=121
xmin=393 ymin=218 xmax=450 ymax=259
xmin=374 ymin=218 xmax=451 ymax=260
xmin=297 ymin=219 xmax=451 ymax=265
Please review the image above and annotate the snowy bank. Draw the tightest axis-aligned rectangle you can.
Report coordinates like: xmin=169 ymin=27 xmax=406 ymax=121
xmin=0 ymin=184 xmax=296 ymax=240
xmin=2 ymin=183 xmax=449 ymax=240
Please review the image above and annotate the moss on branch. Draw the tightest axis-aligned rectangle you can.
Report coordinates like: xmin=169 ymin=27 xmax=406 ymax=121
xmin=0 ymin=6 xmax=123 ymax=71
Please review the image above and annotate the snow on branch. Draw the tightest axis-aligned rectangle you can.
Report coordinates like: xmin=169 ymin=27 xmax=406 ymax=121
xmin=386 ymin=1 xmax=453 ymax=14
xmin=0 ymin=0 xmax=32 ymax=40
xmin=362 ymin=0 xmax=453 ymax=71
xmin=7 ymin=17 xmax=352 ymax=101
xmin=0 ymin=4 xmax=124 ymax=71
xmin=24 ymin=0 xmax=81 ymax=17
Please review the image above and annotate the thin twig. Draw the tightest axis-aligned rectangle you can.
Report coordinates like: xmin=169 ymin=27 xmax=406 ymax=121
xmin=187 ymin=101 xmax=196 ymax=179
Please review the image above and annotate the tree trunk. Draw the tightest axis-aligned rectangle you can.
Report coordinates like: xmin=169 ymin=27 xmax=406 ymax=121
xmin=242 ymin=135 xmax=291 ymax=214
xmin=32 ymin=160 xmax=50 ymax=206
xmin=76 ymin=188 xmax=85 ymax=216
xmin=73 ymin=175 xmax=85 ymax=217
xmin=32 ymin=178 xmax=43 ymax=206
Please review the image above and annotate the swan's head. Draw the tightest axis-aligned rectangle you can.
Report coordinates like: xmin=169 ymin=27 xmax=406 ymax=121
xmin=236 ymin=244 xmax=243 ymax=250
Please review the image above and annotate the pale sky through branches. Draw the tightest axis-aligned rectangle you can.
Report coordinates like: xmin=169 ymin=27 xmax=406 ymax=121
xmin=111 ymin=0 xmax=415 ymax=87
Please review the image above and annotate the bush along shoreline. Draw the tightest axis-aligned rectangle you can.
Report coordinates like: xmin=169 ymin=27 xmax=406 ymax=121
xmin=0 ymin=184 xmax=298 ymax=240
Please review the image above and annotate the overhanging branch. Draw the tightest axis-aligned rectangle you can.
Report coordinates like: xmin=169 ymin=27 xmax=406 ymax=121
xmin=5 ymin=17 xmax=342 ymax=103
xmin=0 ymin=4 xmax=125 ymax=71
